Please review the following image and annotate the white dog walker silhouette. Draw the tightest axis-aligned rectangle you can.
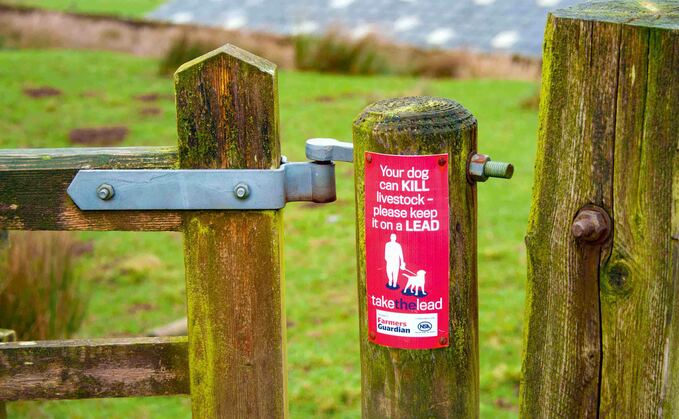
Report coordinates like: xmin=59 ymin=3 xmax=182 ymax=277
xmin=384 ymin=233 xmax=427 ymax=296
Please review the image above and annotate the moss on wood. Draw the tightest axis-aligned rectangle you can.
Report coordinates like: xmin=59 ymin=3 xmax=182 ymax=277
xmin=0 ymin=337 xmax=189 ymax=401
xmin=521 ymin=2 xmax=679 ymax=417
xmin=0 ymin=147 xmax=181 ymax=231
xmin=353 ymin=97 xmax=478 ymax=418
xmin=175 ymin=44 xmax=286 ymax=418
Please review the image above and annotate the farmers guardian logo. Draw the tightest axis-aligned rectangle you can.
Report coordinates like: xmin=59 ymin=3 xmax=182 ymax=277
xmin=377 ymin=317 xmax=410 ymax=334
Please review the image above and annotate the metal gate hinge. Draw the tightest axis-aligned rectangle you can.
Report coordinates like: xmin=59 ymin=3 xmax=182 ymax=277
xmin=67 ymin=138 xmax=355 ymax=211
xmin=305 ymin=138 xmax=354 ymax=163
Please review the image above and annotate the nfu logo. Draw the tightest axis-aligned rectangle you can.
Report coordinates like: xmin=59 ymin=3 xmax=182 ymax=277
xmin=417 ymin=321 xmax=432 ymax=332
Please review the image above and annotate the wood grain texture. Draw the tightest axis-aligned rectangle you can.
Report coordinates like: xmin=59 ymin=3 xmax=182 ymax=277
xmin=175 ymin=44 xmax=286 ymax=418
xmin=521 ymin=2 xmax=679 ymax=417
xmin=600 ymin=22 xmax=679 ymax=418
xmin=520 ymin=13 xmax=620 ymax=418
xmin=0 ymin=330 xmax=14 ymax=419
xmin=0 ymin=147 xmax=182 ymax=231
xmin=352 ymin=97 xmax=478 ymax=418
xmin=0 ymin=337 xmax=189 ymax=401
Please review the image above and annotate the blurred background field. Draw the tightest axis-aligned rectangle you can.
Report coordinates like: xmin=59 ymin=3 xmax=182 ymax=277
xmin=0 ymin=0 xmax=539 ymax=417
xmin=0 ymin=0 xmax=165 ymax=17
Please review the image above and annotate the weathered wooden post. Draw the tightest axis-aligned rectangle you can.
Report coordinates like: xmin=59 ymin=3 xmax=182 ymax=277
xmin=175 ymin=45 xmax=287 ymax=418
xmin=353 ymin=97 xmax=479 ymax=417
xmin=521 ymin=1 xmax=678 ymax=417
xmin=0 ymin=329 xmax=15 ymax=419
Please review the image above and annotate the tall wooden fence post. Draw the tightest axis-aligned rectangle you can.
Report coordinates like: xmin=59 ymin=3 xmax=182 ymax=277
xmin=521 ymin=1 xmax=678 ymax=417
xmin=175 ymin=45 xmax=286 ymax=418
xmin=353 ymin=97 xmax=478 ymax=417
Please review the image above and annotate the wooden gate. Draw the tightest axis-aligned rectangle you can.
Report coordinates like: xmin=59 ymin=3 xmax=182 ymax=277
xmin=0 ymin=45 xmax=286 ymax=418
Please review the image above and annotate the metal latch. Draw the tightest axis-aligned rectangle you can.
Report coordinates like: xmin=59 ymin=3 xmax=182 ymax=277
xmin=67 ymin=138 xmax=511 ymax=211
xmin=68 ymin=138 xmax=355 ymax=211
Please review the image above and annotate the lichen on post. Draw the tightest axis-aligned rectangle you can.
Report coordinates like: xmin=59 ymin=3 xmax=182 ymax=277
xmin=521 ymin=1 xmax=679 ymax=417
xmin=174 ymin=44 xmax=286 ymax=418
xmin=353 ymin=97 xmax=478 ymax=417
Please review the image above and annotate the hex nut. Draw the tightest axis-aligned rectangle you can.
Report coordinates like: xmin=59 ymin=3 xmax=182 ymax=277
xmin=96 ymin=184 xmax=115 ymax=201
xmin=234 ymin=183 xmax=250 ymax=200
xmin=468 ymin=153 xmax=490 ymax=182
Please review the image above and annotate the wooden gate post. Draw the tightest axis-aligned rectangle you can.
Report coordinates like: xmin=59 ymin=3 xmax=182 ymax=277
xmin=521 ymin=2 xmax=678 ymax=417
xmin=175 ymin=45 xmax=286 ymax=418
xmin=352 ymin=97 xmax=478 ymax=417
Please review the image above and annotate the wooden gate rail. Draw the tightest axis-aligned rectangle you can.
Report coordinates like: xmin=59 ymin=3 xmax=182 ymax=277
xmin=0 ymin=330 xmax=15 ymax=419
xmin=0 ymin=337 xmax=189 ymax=400
xmin=0 ymin=147 xmax=180 ymax=231
xmin=0 ymin=44 xmax=287 ymax=418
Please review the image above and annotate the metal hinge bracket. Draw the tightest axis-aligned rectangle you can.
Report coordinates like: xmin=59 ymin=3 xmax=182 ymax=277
xmin=68 ymin=138 xmax=355 ymax=211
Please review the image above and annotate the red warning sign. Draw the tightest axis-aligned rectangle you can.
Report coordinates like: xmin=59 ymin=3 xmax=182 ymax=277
xmin=364 ymin=152 xmax=450 ymax=349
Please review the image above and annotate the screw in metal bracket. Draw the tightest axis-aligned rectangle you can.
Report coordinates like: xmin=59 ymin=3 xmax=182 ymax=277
xmin=467 ymin=153 xmax=514 ymax=182
xmin=96 ymin=183 xmax=115 ymax=201
xmin=234 ymin=183 xmax=250 ymax=200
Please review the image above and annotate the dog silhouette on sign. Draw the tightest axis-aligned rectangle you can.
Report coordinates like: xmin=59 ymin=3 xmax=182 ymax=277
xmin=402 ymin=269 xmax=427 ymax=297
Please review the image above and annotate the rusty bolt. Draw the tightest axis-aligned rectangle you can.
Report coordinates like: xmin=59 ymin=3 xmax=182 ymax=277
xmin=571 ymin=207 xmax=611 ymax=243
xmin=438 ymin=157 xmax=447 ymax=166
xmin=467 ymin=153 xmax=513 ymax=182
xmin=366 ymin=154 xmax=373 ymax=164
xmin=439 ymin=336 xmax=448 ymax=346
xmin=369 ymin=331 xmax=376 ymax=340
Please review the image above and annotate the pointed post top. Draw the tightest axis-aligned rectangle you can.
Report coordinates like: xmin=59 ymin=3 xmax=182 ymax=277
xmin=174 ymin=43 xmax=280 ymax=170
xmin=175 ymin=44 xmax=276 ymax=76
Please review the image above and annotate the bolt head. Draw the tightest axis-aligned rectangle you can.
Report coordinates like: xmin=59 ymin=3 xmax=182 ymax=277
xmin=468 ymin=153 xmax=490 ymax=182
xmin=234 ymin=183 xmax=250 ymax=200
xmin=96 ymin=184 xmax=114 ymax=201
xmin=572 ymin=208 xmax=611 ymax=243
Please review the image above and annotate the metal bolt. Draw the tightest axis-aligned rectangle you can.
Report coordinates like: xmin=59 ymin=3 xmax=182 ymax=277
xmin=484 ymin=161 xmax=514 ymax=179
xmin=467 ymin=153 xmax=514 ymax=182
xmin=438 ymin=157 xmax=447 ymax=166
xmin=234 ymin=183 xmax=250 ymax=200
xmin=439 ymin=336 xmax=448 ymax=346
xmin=96 ymin=184 xmax=115 ymax=201
xmin=366 ymin=154 xmax=373 ymax=164
xmin=369 ymin=331 xmax=376 ymax=340
xmin=572 ymin=207 xmax=611 ymax=243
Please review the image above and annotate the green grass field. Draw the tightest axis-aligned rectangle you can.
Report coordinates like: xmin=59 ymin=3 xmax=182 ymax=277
xmin=1 ymin=0 xmax=164 ymax=17
xmin=0 ymin=49 xmax=537 ymax=418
